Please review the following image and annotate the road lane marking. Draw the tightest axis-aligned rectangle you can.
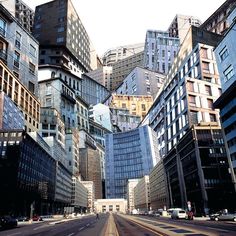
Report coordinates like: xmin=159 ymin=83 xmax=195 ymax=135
xmin=6 ymin=233 xmax=21 ymax=236
xmin=66 ymin=233 xmax=75 ymax=236
xmin=33 ymin=225 xmax=49 ymax=230
xmin=79 ymin=226 xmax=85 ymax=231
xmin=86 ymin=223 xmax=90 ymax=226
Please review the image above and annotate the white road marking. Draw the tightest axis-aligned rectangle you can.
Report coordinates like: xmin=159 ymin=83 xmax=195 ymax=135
xmin=79 ymin=226 xmax=85 ymax=231
xmin=6 ymin=233 xmax=21 ymax=236
xmin=86 ymin=223 xmax=90 ymax=226
xmin=66 ymin=233 xmax=75 ymax=236
xmin=33 ymin=224 xmax=49 ymax=230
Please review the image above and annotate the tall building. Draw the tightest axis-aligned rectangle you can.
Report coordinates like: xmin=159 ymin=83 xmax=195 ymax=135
xmin=33 ymin=0 xmax=96 ymax=74
xmin=149 ymin=160 xmax=168 ymax=210
xmin=102 ymin=43 xmax=144 ymax=66
xmin=105 ymin=125 xmax=159 ymax=199
xmin=214 ymin=18 xmax=236 ymax=189
xmin=86 ymin=66 xmax=113 ymax=91
xmin=142 ymin=26 xmax=236 ymax=214
xmin=111 ymin=51 xmax=144 ymax=91
xmin=200 ymin=0 xmax=236 ymax=35
xmin=81 ymin=74 xmax=110 ymax=105
xmin=0 ymin=4 xmax=39 ymax=95
xmin=81 ymin=181 xmax=95 ymax=212
xmin=0 ymin=60 xmax=40 ymax=132
xmin=134 ymin=175 xmax=150 ymax=211
xmin=1 ymin=0 xmax=35 ymax=33
xmin=168 ymin=14 xmax=201 ymax=44
xmin=143 ymin=30 xmax=179 ymax=73
xmin=0 ymin=130 xmax=56 ymax=216
xmin=116 ymin=67 xmax=165 ymax=99
xmin=127 ymin=179 xmax=139 ymax=213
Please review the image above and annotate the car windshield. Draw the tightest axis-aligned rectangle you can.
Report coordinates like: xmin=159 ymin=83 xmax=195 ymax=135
xmin=179 ymin=211 xmax=185 ymax=213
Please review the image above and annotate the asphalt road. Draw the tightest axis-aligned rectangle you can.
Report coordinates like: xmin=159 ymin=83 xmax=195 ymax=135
xmin=0 ymin=214 xmax=109 ymax=236
xmin=119 ymin=214 xmax=236 ymax=236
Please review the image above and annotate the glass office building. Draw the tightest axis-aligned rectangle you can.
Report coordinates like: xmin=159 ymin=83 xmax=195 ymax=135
xmin=105 ymin=125 xmax=159 ymax=199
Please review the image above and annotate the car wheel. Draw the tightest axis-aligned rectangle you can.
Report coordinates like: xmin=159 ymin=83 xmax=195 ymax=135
xmin=214 ymin=217 xmax=219 ymax=221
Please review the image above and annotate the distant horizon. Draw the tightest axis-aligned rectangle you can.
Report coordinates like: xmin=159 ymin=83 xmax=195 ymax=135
xmin=25 ymin=0 xmax=226 ymax=56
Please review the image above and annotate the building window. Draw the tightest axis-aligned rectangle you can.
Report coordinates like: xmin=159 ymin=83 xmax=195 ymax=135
xmin=57 ymin=26 xmax=65 ymax=32
xmin=141 ymin=104 xmax=146 ymax=111
xmin=29 ymin=62 xmax=36 ymax=75
xmin=56 ymin=37 xmax=64 ymax=43
xmin=28 ymin=81 xmax=35 ymax=94
xmin=13 ymin=51 xmax=20 ymax=68
xmin=205 ymin=85 xmax=211 ymax=96
xmin=219 ymin=46 xmax=229 ymax=61
xmin=15 ymin=31 xmax=21 ymax=49
xmin=209 ymin=113 xmax=216 ymax=122
xmin=207 ymin=99 xmax=213 ymax=109
xmin=30 ymin=44 xmax=36 ymax=57
xmin=0 ymin=18 xmax=6 ymax=37
xmin=202 ymin=61 xmax=210 ymax=72
xmin=189 ymin=95 xmax=196 ymax=106
xmin=223 ymin=65 xmax=234 ymax=81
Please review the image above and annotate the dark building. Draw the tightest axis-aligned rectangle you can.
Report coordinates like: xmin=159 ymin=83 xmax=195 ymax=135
xmin=164 ymin=124 xmax=236 ymax=215
xmin=0 ymin=130 xmax=56 ymax=216
xmin=33 ymin=0 xmax=91 ymax=74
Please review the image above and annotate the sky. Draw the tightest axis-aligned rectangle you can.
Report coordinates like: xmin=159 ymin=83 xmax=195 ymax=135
xmin=25 ymin=0 xmax=226 ymax=56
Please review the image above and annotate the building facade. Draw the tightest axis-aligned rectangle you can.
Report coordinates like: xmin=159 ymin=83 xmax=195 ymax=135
xmin=116 ymin=66 xmax=165 ymax=99
xmin=168 ymin=14 xmax=201 ymax=44
xmin=0 ymin=130 xmax=56 ymax=216
xmin=127 ymin=179 xmax=139 ymax=213
xmin=0 ymin=60 xmax=40 ymax=132
xmin=200 ymin=0 xmax=236 ymax=35
xmin=0 ymin=4 xmax=39 ymax=95
xmin=105 ymin=125 xmax=159 ymax=199
xmin=81 ymin=181 xmax=95 ymax=212
xmin=134 ymin=176 xmax=150 ymax=211
xmin=107 ymin=94 xmax=153 ymax=121
xmin=86 ymin=66 xmax=113 ymax=91
xmin=0 ymin=91 xmax=24 ymax=130
xmin=94 ymin=199 xmax=127 ymax=213
xmin=143 ymin=30 xmax=179 ymax=73
xmin=102 ymin=43 xmax=144 ymax=66
xmin=111 ymin=51 xmax=144 ymax=91
xmin=214 ymin=19 xmax=236 ymax=189
xmin=149 ymin=160 xmax=169 ymax=210
xmin=33 ymin=0 xmax=93 ymax=74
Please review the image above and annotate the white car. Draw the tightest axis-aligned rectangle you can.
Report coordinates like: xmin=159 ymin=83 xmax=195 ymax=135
xmin=171 ymin=209 xmax=187 ymax=219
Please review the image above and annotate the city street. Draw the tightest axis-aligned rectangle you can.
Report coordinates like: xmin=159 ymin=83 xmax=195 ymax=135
xmin=0 ymin=214 xmax=109 ymax=236
xmin=114 ymin=214 xmax=236 ymax=236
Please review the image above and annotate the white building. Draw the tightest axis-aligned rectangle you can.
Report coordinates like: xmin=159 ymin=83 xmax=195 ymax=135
xmin=94 ymin=199 xmax=127 ymax=213
xmin=82 ymin=181 xmax=95 ymax=212
xmin=127 ymin=179 xmax=139 ymax=213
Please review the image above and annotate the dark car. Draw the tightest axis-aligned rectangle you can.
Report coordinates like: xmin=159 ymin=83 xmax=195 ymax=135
xmin=16 ymin=216 xmax=30 ymax=222
xmin=0 ymin=216 xmax=18 ymax=229
xmin=32 ymin=215 xmax=43 ymax=221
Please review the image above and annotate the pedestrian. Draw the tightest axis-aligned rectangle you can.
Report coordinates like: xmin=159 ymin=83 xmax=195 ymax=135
xmin=96 ymin=213 xmax=99 ymax=220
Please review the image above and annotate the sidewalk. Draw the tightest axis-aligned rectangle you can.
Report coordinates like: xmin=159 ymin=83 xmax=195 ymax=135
xmin=103 ymin=213 xmax=119 ymax=236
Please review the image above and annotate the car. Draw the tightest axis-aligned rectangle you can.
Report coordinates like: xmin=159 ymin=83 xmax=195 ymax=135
xmin=167 ymin=208 xmax=182 ymax=216
xmin=0 ymin=216 xmax=18 ymax=229
xmin=16 ymin=216 xmax=30 ymax=222
xmin=32 ymin=215 xmax=43 ymax=221
xmin=171 ymin=209 xmax=187 ymax=219
xmin=210 ymin=212 xmax=236 ymax=221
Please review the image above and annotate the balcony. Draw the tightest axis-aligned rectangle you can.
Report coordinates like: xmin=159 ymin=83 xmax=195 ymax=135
xmin=61 ymin=90 xmax=76 ymax=104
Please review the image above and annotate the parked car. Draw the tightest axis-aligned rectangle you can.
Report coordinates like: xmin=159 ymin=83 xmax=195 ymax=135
xmin=0 ymin=216 xmax=18 ymax=229
xmin=32 ymin=215 xmax=43 ymax=221
xmin=210 ymin=212 xmax=236 ymax=221
xmin=16 ymin=216 xmax=30 ymax=222
xmin=171 ymin=209 xmax=187 ymax=219
xmin=167 ymin=208 xmax=182 ymax=216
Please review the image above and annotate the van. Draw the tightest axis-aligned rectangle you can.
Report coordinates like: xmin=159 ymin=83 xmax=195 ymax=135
xmin=171 ymin=209 xmax=187 ymax=219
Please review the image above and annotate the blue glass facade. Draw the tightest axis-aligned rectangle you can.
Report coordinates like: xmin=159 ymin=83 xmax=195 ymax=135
xmin=105 ymin=125 xmax=158 ymax=199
